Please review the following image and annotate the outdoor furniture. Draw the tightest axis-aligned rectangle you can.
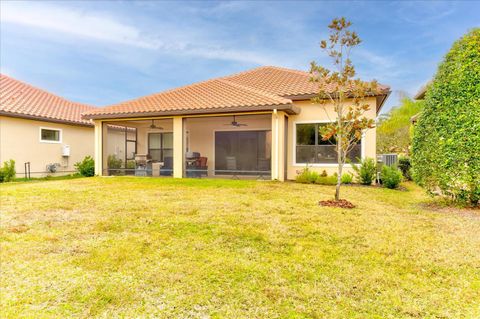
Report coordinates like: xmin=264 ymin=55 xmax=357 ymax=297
xmin=151 ymin=162 xmax=164 ymax=177
xmin=161 ymin=156 xmax=173 ymax=176
xmin=135 ymin=154 xmax=148 ymax=168
xmin=196 ymin=156 xmax=208 ymax=177
xmin=185 ymin=152 xmax=208 ymax=177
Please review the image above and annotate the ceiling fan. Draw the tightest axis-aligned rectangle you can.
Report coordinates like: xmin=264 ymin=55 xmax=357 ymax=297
xmin=150 ymin=119 xmax=163 ymax=129
xmin=224 ymin=115 xmax=247 ymax=127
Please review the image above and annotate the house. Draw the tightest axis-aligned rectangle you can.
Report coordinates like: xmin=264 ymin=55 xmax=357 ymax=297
xmin=411 ymin=82 xmax=429 ymax=124
xmin=82 ymin=66 xmax=390 ymax=181
xmin=0 ymin=74 xmax=95 ymax=177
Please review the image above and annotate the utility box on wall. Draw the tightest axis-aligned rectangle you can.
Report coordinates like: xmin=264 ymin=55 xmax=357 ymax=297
xmin=62 ymin=145 xmax=71 ymax=157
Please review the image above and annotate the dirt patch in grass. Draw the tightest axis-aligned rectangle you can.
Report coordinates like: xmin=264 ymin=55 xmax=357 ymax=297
xmin=319 ymin=199 xmax=356 ymax=209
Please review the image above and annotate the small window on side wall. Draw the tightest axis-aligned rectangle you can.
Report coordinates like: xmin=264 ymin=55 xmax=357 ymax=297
xmin=40 ymin=128 xmax=62 ymax=143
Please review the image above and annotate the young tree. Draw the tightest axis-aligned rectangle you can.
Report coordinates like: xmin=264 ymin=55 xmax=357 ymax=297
xmin=310 ymin=17 xmax=381 ymax=201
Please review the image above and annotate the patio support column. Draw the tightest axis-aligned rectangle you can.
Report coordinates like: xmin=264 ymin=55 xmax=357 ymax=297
xmin=271 ymin=110 xmax=286 ymax=181
xmin=173 ymin=116 xmax=184 ymax=178
xmin=94 ymin=120 xmax=103 ymax=176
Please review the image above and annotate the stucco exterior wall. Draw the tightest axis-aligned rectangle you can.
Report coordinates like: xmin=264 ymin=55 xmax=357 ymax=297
xmin=286 ymin=97 xmax=377 ymax=180
xmin=0 ymin=116 xmax=94 ymax=177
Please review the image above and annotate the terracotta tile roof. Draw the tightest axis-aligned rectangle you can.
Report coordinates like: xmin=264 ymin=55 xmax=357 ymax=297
xmin=0 ymin=74 xmax=95 ymax=126
xmin=225 ymin=66 xmax=320 ymax=97
xmin=83 ymin=66 xmax=390 ymax=119
xmin=83 ymin=77 xmax=294 ymax=119
xmin=226 ymin=66 xmax=390 ymax=97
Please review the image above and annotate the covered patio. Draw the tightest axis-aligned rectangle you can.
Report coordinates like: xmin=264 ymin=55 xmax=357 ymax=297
xmin=99 ymin=112 xmax=287 ymax=180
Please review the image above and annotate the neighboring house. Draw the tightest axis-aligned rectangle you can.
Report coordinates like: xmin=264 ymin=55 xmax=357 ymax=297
xmin=83 ymin=66 xmax=390 ymax=181
xmin=0 ymin=74 xmax=95 ymax=177
xmin=411 ymin=82 xmax=429 ymax=124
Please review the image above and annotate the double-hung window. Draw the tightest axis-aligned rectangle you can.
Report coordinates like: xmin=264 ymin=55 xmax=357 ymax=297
xmin=295 ymin=123 xmax=361 ymax=164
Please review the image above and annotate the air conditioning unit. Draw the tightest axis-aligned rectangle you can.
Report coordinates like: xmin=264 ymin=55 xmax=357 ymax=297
xmin=377 ymin=154 xmax=398 ymax=167
xmin=62 ymin=145 xmax=70 ymax=157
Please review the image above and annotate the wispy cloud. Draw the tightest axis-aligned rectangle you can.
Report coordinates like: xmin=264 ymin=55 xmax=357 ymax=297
xmin=1 ymin=2 xmax=159 ymax=49
xmin=0 ymin=1 xmax=279 ymax=65
xmin=395 ymin=1 xmax=456 ymax=26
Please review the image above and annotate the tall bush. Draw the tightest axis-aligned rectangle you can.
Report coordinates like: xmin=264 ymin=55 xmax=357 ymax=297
xmin=352 ymin=158 xmax=376 ymax=185
xmin=412 ymin=28 xmax=480 ymax=206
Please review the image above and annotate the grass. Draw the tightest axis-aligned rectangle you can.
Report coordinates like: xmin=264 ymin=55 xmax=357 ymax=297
xmin=13 ymin=173 xmax=84 ymax=182
xmin=1 ymin=177 xmax=479 ymax=318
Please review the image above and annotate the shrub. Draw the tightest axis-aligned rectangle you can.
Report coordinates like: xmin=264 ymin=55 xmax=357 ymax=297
xmin=398 ymin=156 xmax=412 ymax=181
xmin=315 ymin=175 xmax=337 ymax=185
xmin=74 ymin=156 xmax=95 ymax=177
xmin=381 ymin=165 xmax=403 ymax=189
xmin=107 ymin=155 xmax=123 ymax=169
xmin=126 ymin=160 xmax=136 ymax=170
xmin=412 ymin=28 xmax=480 ymax=206
xmin=0 ymin=160 xmax=16 ymax=183
xmin=352 ymin=158 xmax=376 ymax=185
xmin=296 ymin=167 xmax=319 ymax=184
xmin=341 ymin=173 xmax=353 ymax=184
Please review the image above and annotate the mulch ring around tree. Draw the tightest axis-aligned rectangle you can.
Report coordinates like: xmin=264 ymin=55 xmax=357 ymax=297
xmin=319 ymin=199 xmax=356 ymax=209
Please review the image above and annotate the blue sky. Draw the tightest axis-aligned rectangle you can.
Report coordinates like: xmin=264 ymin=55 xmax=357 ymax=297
xmin=1 ymin=1 xmax=479 ymax=114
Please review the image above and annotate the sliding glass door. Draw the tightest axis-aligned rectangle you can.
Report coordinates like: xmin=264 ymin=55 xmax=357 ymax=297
xmin=215 ymin=130 xmax=271 ymax=175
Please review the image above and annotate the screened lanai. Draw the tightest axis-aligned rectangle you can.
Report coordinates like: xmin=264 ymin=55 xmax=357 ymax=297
xmin=100 ymin=113 xmax=277 ymax=179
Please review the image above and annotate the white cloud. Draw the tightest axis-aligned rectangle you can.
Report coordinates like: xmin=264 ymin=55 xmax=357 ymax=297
xmin=1 ymin=2 xmax=161 ymax=49
xmin=0 ymin=1 xmax=279 ymax=65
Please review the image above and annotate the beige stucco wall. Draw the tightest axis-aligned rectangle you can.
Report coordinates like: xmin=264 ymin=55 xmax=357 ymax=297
xmin=0 ymin=116 xmax=94 ymax=177
xmin=286 ymin=97 xmax=377 ymax=180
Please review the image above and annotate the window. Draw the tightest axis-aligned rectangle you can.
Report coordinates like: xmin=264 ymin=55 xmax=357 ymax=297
xmin=295 ymin=123 xmax=361 ymax=164
xmin=40 ymin=128 xmax=61 ymax=143
xmin=148 ymin=133 xmax=173 ymax=162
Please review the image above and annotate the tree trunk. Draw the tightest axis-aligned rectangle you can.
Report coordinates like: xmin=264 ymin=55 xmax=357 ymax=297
xmin=335 ymin=135 xmax=342 ymax=201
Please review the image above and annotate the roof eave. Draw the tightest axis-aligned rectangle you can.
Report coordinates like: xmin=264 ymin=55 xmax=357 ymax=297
xmin=0 ymin=111 xmax=94 ymax=127
xmin=82 ymin=103 xmax=298 ymax=120
xmin=285 ymin=91 xmax=391 ymax=115
xmin=376 ymin=91 xmax=391 ymax=114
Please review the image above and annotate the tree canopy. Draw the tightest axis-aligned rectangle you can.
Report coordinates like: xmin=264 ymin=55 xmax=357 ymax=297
xmin=412 ymin=28 xmax=480 ymax=206
xmin=377 ymin=97 xmax=423 ymax=155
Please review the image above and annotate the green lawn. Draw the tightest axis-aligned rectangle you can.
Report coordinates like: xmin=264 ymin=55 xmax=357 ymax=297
xmin=1 ymin=177 xmax=479 ymax=318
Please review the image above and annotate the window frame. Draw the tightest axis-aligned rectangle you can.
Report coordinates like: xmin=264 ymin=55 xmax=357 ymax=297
xmin=39 ymin=127 xmax=62 ymax=144
xmin=147 ymin=132 xmax=173 ymax=162
xmin=293 ymin=120 xmax=365 ymax=167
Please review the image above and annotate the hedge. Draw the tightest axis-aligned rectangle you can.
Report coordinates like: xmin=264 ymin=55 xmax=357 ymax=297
xmin=412 ymin=28 xmax=480 ymax=206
